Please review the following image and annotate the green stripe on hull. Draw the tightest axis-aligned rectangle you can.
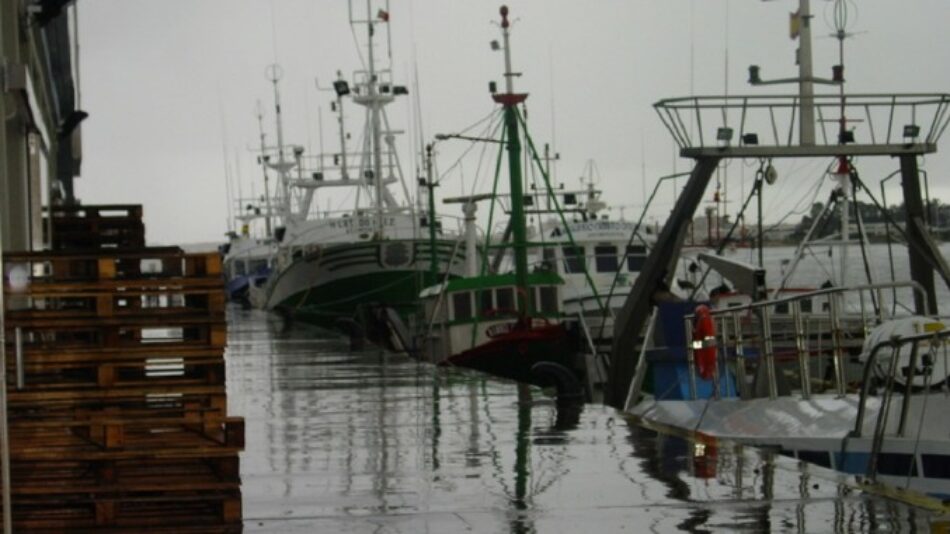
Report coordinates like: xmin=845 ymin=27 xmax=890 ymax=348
xmin=278 ymin=269 xmax=441 ymax=328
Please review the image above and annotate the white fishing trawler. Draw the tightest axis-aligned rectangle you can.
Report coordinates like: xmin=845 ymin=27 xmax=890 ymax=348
xmin=258 ymin=1 xmax=466 ymax=331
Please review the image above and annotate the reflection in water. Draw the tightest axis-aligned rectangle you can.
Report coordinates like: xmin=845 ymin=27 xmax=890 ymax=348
xmin=227 ymin=308 xmax=942 ymax=533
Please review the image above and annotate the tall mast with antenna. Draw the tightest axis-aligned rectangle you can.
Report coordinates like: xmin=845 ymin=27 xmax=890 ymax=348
xmin=255 ymin=100 xmax=273 ymax=237
xmin=493 ymin=5 xmax=531 ymax=315
xmin=348 ymin=0 xmax=401 ymax=237
xmin=797 ymin=0 xmax=816 ymax=146
xmin=366 ymin=0 xmax=385 ymax=236
xmin=266 ymin=64 xmax=293 ymax=223
xmin=830 ymin=0 xmax=854 ymax=286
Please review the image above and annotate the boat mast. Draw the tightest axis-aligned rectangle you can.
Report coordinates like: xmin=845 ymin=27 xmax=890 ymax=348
xmin=494 ymin=5 xmax=531 ymax=315
xmin=831 ymin=0 xmax=853 ymax=287
xmin=333 ymin=71 xmax=350 ymax=181
xmin=267 ymin=64 xmax=293 ymax=223
xmin=425 ymin=143 xmax=438 ymax=279
xmin=366 ymin=0 xmax=385 ymax=237
xmin=255 ymin=101 xmax=274 ymax=237
xmin=797 ymin=0 xmax=816 ymax=146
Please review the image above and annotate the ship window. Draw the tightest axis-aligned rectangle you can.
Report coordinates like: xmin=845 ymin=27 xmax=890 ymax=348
xmin=876 ymin=453 xmax=917 ymax=477
xmin=496 ymin=287 xmax=515 ymax=311
xmin=922 ymin=454 xmax=950 ymax=479
xmin=626 ymin=245 xmax=647 ymax=272
xmin=537 ymin=286 xmax=558 ymax=314
xmin=595 ymin=245 xmax=619 ymax=273
xmin=249 ymin=259 xmax=268 ymax=273
xmin=541 ymin=248 xmax=556 ymax=270
xmin=775 ymin=301 xmax=789 ymax=315
xmin=452 ymin=292 xmax=473 ymax=320
xmin=800 ymin=298 xmax=813 ymax=313
xmin=562 ymin=246 xmax=585 ymax=273
xmin=233 ymin=262 xmax=247 ymax=276
xmin=479 ymin=290 xmax=493 ymax=315
xmin=797 ymin=450 xmax=831 ymax=468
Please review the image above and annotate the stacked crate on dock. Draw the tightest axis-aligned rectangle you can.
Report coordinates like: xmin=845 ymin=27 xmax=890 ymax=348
xmin=47 ymin=204 xmax=146 ymax=251
xmin=1 ymin=248 xmax=243 ymax=532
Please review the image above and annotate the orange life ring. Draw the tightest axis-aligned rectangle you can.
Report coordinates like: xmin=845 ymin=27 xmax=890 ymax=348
xmin=692 ymin=304 xmax=717 ymax=380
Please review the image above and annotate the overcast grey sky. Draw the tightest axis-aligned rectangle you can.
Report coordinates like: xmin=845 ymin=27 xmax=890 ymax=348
xmin=76 ymin=0 xmax=950 ymax=245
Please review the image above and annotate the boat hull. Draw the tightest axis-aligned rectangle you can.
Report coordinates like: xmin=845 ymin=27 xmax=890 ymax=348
xmin=443 ymin=322 xmax=581 ymax=389
xmin=265 ymin=239 xmax=465 ymax=328
xmin=630 ymin=394 xmax=950 ymax=499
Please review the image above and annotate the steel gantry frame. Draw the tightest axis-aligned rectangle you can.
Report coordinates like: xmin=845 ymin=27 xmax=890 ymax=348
xmin=606 ymin=93 xmax=950 ymax=409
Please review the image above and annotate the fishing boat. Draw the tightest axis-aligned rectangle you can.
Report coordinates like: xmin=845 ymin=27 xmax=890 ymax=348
xmin=417 ymin=6 xmax=586 ymax=393
xmin=222 ymin=198 xmax=277 ymax=303
xmin=614 ymin=0 xmax=950 ymax=501
xmin=536 ymin=180 xmax=655 ymax=351
xmin=259 ymin=2 xmax=466 ymax=332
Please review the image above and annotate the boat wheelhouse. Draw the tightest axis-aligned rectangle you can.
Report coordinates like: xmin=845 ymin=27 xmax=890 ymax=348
xmin=419 ymin=271 xmax=564 ymax=365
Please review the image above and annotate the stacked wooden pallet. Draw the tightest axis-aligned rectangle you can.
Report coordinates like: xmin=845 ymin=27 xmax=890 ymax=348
xmin=47 ymin=205 xmax=146 ymax=251
xmin=2 ymin=247 xmax=243 ymax=532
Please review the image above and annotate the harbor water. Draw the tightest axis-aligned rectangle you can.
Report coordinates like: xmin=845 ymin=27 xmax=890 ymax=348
xmin=225 ymin=308 xmax=945 ymax=532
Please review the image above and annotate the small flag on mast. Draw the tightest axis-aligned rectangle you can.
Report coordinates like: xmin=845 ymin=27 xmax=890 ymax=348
xmin=789 ymin=10 xmax=801 ymax=40
xmin=378 ymin=9 xmax=390 ymax=22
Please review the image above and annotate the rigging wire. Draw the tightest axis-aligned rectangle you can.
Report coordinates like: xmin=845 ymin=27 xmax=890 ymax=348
xmin=437 ymin=110 xmax=502 ymax=183
xmin=687 ymin=162 xmax=767 ymax=301
xmin=840 ymin=159 xmax=880 ymax=313
xmin=761 ymin=170 xmax=825 ymax=234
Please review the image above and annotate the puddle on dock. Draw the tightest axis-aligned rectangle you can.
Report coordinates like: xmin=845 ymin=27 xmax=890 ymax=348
xmin=226 ymin=308 xmax=943 ymax=532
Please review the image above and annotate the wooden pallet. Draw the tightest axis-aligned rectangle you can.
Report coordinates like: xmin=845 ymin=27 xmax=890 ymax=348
xmin=47 ymin=204 xmax=146 ymax=251
xmin=4 ymin=247 xmax=221 ymax=281
xmin=2 ymin=247 xmax=243 ymax=530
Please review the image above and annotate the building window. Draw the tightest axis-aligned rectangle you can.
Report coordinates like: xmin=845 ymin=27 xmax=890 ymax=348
xmin=595 ymin=245 xmax=619 ymax=273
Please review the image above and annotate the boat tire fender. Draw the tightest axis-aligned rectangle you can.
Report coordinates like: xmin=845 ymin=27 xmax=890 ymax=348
xmin=531 ymin=361 xmax=584 ymax=400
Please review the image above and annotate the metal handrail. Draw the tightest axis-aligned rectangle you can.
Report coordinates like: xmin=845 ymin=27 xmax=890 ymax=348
xmin=851 ymin=329 xmax=950 ymax=439
xmin=694 ymin=281 xmax=928 ymax=320
xmin=678 ymin=281 xmax=929 ymax=402
xmin=654 ymin=93 xmax=950 ymax=150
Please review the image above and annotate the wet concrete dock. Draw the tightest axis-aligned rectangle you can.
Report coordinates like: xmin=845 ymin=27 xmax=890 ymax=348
xmin=225 ymin=308 xmax=944 ymax=532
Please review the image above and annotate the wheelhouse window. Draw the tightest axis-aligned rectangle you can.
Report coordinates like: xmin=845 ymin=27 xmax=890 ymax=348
xmin=594 ymin=245 xmax=619 ymax=273
xmin=452 ymin=292 xmax=473 ymax=320
xmin=233 ymin=262 xmax=247 ymax=276
xmin=249 ymin=259 xmax=268 ymax=273
xmin=562 ymin=246 xmax=586 ymax=273
xmin=626 ymin=245 xmax=647 ymax=272
xmin=479 ymin=289 xmax=494 ymax=316
xmin=495 ymin=287 xmax=515 ymax=311
xmin=536 ymin=286 xmax=559 ymax=314
xmin=541 ymin=248 xmax=556 ymax=271
xmin=800 ymin=298 xmax=813 ymax=313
